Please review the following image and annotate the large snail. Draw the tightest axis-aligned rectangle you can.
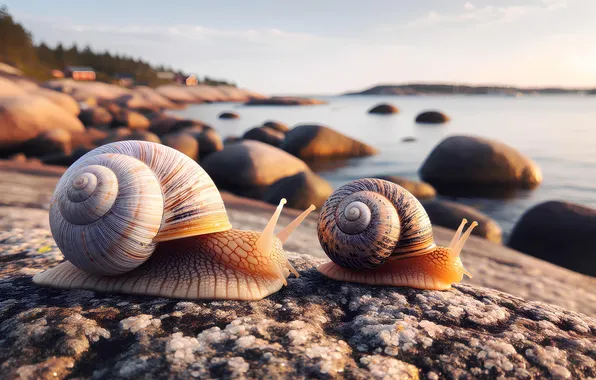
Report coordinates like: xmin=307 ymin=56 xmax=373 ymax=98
xmin=33 ymin=140 xmax=316 ymax=301
xmin=316 ymin=178 xmax=477 ymax=290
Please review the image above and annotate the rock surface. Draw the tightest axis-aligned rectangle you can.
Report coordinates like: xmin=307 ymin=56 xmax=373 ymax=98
xmin=280 ymin=124 xmax=379 ymax=160
xmin=201 ymin=140 xmax=309 ymax=197
xmin=419 ymin=135 xmax=543 ymax=196
xmin=508 ymin=201 xmax=596 ymax=277
xmin=1 ymin=228 xmax=595 ymax=379
xmin=368 ymin=103 xmax=399 ymax=114
xmin=262 ymin=171 xmax=333 ymax=210
xmin=262 ymin=120 xmax=289 ymax=133
xmin=0 ymin=95 xmax=85 ymax=152
xmin=1 ymin=160 xmax=595 ymax=318
xmin=1 ymin=161 xmax=596 ymax=379
xmin=415 ymin=111 xmax=450 ymax=124
xmin=219 ymin=111 xmax=240 ymax=119
xmin=421 ymin=200 xmax=503 ymax=244
xmin=243 ymin=126 xmax=285 ymax=147
xmin=78 ymin=106 xmax=113 ymax=127
xmin=373 ymin=175 xmax=436 ymax=200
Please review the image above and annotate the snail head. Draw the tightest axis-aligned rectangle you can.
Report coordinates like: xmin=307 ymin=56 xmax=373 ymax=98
xmin=438 ymin=218 xmax=477 ymax=282
xmin=253 ymin=199 xmax=316 ymax=286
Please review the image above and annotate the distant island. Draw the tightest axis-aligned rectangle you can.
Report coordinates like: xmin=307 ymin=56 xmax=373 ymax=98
xmin=344 ymin=84 xmax=596 ymax=96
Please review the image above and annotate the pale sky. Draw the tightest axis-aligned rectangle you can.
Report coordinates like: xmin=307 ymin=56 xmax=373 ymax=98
xmin=6 ymin=0 xmax=596 ymax=95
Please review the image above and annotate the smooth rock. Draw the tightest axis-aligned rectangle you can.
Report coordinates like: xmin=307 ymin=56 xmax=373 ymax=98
xmin=43 ymin=79 xmax=132 ymax=102
xmin=219 ymin=112 xmax=240 ymax=119
xmin=111 ymin=109 xmax=151 ymax=130
xmin=69 ymin=128 xmax=109 ymax=151
xmin=0 ymin=62 xmax=23 ymax=76
xmin=243 ymin=126 xmax=285 ymax=147
xmin=161 ymin=132 xmax=200 ymax=161
xmin=78 ymin=107 xmax=113 ymax=127
xmin=115 ymin=86 xmax=180 ymax=110
xmin=97 ymin=128 xmax=161 ymax=145
xmin=201 ymin=140 xmax=309 ymax=197
xmin=368 ymin=103 xmax=399 ymax=114
xmin=280 ymin=124 xmax=379 ymax=160
xmin=193 ymin=128 xmax=224 ymax=159
xmin=155 ymin=85 xmax=202 ymax=103
xmin=0 ymin=95 xmax=85 ymax=152
xmin=419 ymin=135 xmax=543 ymax=195
xmin=29 ymin=88 xmax=80 ymax=116
xmin=508 ymin=201 xmax=596 ymax=277
xmin=0 ymin=76 xmax=26 ymax=97
xmin=262 ymin=120 xmax=289 ymax=133
xmin=262 ymin=171 xmax=333 ymax=210
xmin=40 ymin=147 xmax=91 ymax=167
xmin=20 ymin=129 xmax=73 ymax=158
xmin=373 ymin=175 xmax=436 ymax=200
xmin=421 ymin=200 xmax=503 ymax=243
xmin=224 ymin=136 xmax=243 ymax=145
xmin=416 ymin=111 xmax=450 ymax=124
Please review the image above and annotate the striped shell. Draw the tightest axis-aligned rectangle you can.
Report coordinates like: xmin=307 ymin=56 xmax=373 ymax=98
xmin=49 ymin=140 xmax=232 ymax=276
xmin=317 ymin=178 xmax=436 ymax=270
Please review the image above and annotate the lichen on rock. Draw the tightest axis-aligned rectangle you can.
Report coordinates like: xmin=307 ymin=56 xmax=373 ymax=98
xmin=1 ymin=240 xmax=595 ymax=379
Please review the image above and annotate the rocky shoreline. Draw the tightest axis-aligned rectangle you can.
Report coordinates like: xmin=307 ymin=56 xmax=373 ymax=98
xmin=1 ymin=161 xmax=596 ymax=379
xmin=1 ymin=63 xmax=596 ymax=379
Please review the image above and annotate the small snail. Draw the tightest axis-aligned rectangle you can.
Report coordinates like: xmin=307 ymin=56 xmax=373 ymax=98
xmin=33 ymin=140 xmax=316 ymax=301
xmin=316 ymin=178 xmax=477 ymax=290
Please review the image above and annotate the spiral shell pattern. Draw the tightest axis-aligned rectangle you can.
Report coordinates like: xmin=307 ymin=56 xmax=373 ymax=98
xmin=49 ymin=141 xmax=233 ymax=276
xmin=317 ymin=178 xmax=436 ymax=270
xmin=50 ymin=153 xmax=164 ymax=275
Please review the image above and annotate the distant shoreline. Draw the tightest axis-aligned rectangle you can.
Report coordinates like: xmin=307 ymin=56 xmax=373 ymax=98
xmin=343 ymin=83 xmax=596 ymax=96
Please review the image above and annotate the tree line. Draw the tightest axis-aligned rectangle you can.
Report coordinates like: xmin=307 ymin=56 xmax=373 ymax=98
xmin=0 ymin=5 xmax=236 ymax=87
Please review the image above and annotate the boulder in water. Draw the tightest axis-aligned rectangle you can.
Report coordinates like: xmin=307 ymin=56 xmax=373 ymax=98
xmin=161 ymin=132 xmax=199 ymax=161
xmin=219 ymin=111 xmax=240 ymax=119
xmin=368 ymin=103 xmax=399 ymax=114
xmin=416 ymin=110 xmax=450 ymax=124
xmin=243 ymin=126 xmax=285 ymax=147
xmin=262 ymin=170 xmax=333 ymax=210
xmin=280 ymin=124 xmax=379 ymax=160
xmin=262 ymin=120 xmax=289 ymax=133
xmin=507 ymin=201 xmax=596 ymax=276
xmin=419 ymin=135 xmax=542 ymax=195
xmin=201 ymin=140 xmax=308 ymax=197
xmin=373 ymin=175 xmax=436 ymax=200
xmin=421 ymin=199 xmax=503 ymax=243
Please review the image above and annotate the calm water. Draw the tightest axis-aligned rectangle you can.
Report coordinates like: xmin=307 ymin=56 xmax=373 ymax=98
xmin=170 ymin=95 xmax=596 ymax=241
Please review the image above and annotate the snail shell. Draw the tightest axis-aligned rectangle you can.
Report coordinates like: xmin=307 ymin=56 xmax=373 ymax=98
xmin=34 ymin=141 xmax=316 ymax=300
xmin=48 ymin=140 xmax=231 ymax=276
xmin=316 ymin=178 xmax=476 ymax=290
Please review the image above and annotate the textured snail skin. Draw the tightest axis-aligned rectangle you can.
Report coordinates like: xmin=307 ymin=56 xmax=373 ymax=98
xmin=316 ymin=178 xmax=476 ymax=290
xmin=33 ymin=230 xmax=294 ymax=301
xmin=317 ymin=246 xmax=470 ymax=290
xmin=33 ymin=141 xmax=316 ymax=301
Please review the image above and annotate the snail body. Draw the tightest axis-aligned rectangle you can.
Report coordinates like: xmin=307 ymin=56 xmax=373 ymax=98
xmin=316 ymin=178 xmax=476 ymax=290
xmin=33 ymin=140 xmax=315 ymax=301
